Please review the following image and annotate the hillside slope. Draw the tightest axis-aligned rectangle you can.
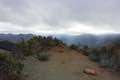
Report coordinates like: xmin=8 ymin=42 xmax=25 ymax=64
xmin=23 ymin=46 xmax=120 ymax=80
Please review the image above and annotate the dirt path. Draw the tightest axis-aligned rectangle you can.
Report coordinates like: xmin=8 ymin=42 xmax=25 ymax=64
xmin=23 ymin=47 xmax=120 ymax=80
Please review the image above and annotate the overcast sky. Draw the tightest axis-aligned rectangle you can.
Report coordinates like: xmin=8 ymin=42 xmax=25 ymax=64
xmin=0 ymin=0 xmax=120 ymax=35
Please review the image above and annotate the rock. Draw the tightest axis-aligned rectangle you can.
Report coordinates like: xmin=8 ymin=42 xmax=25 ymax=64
xmin=83 ymin=68 xmax=97 ymax=76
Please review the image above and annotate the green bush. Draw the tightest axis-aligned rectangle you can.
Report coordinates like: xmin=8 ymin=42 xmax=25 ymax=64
xmin=88 ymin=48 xmax=100 ymax=62
xmin=36 ymin=52 xmax=49 ymax=61
xmin=47 ymin=40 xmax=57 ymax=47
xmin=81 ymin=45 xmax=89 ymax=56
xmin=86 ymin=47 xmax=114 ymax=68
xmin=0 ymin=51 xmax=24 ymax=80
xmin=99 ymin=53 xmax=113 ymax=68
xmin=16 ymin=39 xmax=32 ymax=57
xmin=23 ymin=48 xmax=32 ymax=57
xmin=0 ymin=52 xmax=7 ymax=61
xmin=70 ymin=44 xmax=78 ymax=50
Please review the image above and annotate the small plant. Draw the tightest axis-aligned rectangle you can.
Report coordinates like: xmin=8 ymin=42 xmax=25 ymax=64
xmin=70 ymin=44 xmax=78 ymax=50
xmin=0 ymin=51 xmax=24 ymax=80
xmin=0 ymin=52 xmax=7 ymax=61
xmin=88 ymin=49 xmax=100 ymax=62
xmin=36 ymin=52 xmax=49 ymax=61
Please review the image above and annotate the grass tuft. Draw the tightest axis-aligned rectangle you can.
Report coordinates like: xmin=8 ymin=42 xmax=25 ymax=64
xmin=36 ymin=52 xmax=49 ymax=61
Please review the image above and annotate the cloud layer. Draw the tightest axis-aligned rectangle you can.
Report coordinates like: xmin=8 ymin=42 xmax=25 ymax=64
xmin=0 ymin=0 xmax=120 ymax=35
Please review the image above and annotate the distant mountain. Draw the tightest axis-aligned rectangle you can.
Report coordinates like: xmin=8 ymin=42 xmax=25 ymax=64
xmin=0 ymin=34 xmax=34 ymax=42
xmin=0 ymin=33 xmax=120 ymax=48
xmin=55 ymin=34 xmax=120 ymax=48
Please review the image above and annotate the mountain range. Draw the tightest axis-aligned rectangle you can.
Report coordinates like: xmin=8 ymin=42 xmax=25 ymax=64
xmin=55 ymin=34 xmax=120 ymax=47
xmin=0 ymin=33 xmax=120 ymax=48
xmin=0 ymin=34 xmax=34 ymax=42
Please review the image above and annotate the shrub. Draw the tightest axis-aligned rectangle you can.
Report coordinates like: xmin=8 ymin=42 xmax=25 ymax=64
xmin=99 ymin=53 xmax=113 ymax=68
xmin=36 ymin=52 xmax=49 ymax=61
xmin=87 ymin=47 xmax=114 ymax=68
xmin=23 ymin=48 xmax=32 ymax=57
xmin=88 ymin=48 xmax=100 ymax=62
xmin=47 ymin=40 xmax=57 ymax=47
xmin=70 ymin=44 xmax=78 ymax=50
xmin=81 ymin=45 xmax=89 ymax=56
xmin=82 ymin=49 xmax=89 ymax=56
xmin=16 ymin=39 xmax=32 ymax=57
xmin=0 ymin=51 xmax=24 ymax=80
xmin=0 ymin=52 xmax=7 ymax=61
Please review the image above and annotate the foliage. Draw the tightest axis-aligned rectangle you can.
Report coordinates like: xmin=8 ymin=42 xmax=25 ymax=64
xmin=0 ymin=52 xmax=7 ymax=61
xmin=88 ymin=48 xmax=100 ymax=62
xmin=0 ymin=35 xmax=65 ymax=80
xmin=83 ymin=41 xmax=120 ymax=69
xmin=36 ymin=52 xmax=49 ymax=61
xmin=0 ymin=51 xmax=24 ymax=80
xmin=82 ymin=45 xmax=89 ymax=56
xmin=17 ymin=36 xmax=65 ymax=55
xmin=16 ymin=38 xmax=32 ymax=57
xmin=70 ymin=44 xmax=78 ymax=50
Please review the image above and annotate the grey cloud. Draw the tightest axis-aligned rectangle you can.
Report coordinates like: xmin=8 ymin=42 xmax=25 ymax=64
xmin=62 ymin=0 xmax=120 ymax=27
xmin=0 ymin=0 xmax=120 ymax=32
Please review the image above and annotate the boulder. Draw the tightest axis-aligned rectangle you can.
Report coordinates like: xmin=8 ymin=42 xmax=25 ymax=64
xmin=83 ymin=68 xmax=97 ymax=76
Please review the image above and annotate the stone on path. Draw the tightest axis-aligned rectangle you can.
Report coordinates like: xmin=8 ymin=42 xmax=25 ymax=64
xmin=83 ymin=68 xmax=97 ymax=76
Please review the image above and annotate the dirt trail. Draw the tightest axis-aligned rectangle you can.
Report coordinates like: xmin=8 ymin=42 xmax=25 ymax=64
xmin=23 ymin=47 xmax=120 ymax=80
